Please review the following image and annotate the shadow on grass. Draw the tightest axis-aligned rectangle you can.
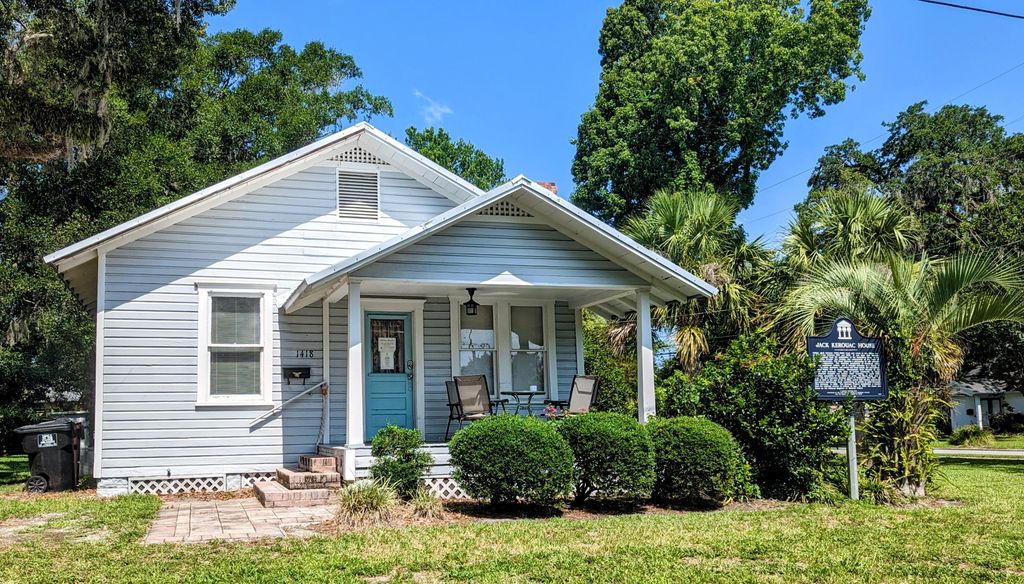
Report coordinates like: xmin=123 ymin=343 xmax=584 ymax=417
xmin=938 ymin=456 xmax=1024 ymax=475
xmin=443 ymin=497 xmax=729 ymax=521
xmin=445 ymin=501 xmax=564 ymax=520
xmin=0 ymin=455 xmax=29 ymax=486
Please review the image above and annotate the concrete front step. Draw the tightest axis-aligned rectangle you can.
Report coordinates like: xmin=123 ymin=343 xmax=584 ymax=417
xmin=298 ymin=454 xmax=337 ymax=473
xmin=254 ymin=480 xmax=334 ymax=508
xmin=276 ymin=467 xmax=341 ymax=490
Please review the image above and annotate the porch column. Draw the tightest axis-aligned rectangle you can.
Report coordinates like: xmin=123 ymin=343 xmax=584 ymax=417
xmin=346 ymin=281 xmax=364 ymax=446
xmin=636 ymin=289 xmax=656 ymax=423
xmin=975 ymin=395 xmax=984 ymax=430
xmin=321 ymin=297 xmax=330 ymax=444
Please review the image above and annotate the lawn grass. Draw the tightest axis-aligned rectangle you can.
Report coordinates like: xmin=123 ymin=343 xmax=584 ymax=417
xmin=935 ymin=433 xmax=1024 ymax=450
xmin=0 ymin=458 xmax=1022 ymax=582
xmin=0 ymin=455 xmax=29 ymax=495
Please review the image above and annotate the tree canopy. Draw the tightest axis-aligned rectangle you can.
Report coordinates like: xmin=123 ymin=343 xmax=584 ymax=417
xmin=810 ymin=102 xmax=1024 ymax=254
xmin=571 ymin=0 xmax=870 ymax=225
xmin=0 ymin=25 xmax=390 ymax=452
xmin=0 ymin=0 xmax=234 ymax=166
xmin=403 ymin=127 xmax=505 ymax=190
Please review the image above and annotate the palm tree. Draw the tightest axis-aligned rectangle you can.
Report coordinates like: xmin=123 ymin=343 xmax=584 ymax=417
xmin=782 ymin=187 xmax=921 ymax=272
xmin=623 ymin=188 xmax=774 ymax=370
xmin=776 ymin=253 xmax=1024 ymax=494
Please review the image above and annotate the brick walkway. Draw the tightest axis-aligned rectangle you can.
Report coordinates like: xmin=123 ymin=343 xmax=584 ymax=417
xmin=144 ymin=498 xmax=336 ymax=544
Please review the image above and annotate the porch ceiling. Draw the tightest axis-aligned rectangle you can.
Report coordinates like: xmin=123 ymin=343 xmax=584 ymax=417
xmin=352 ymin=280 xmax=663 ymax=319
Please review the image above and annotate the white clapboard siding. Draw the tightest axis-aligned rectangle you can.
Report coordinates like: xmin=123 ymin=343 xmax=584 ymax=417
xmin=352 ymin=222 xmax=647 ymax=287
xmin=99 ymin=165 xmax=456 ymax=478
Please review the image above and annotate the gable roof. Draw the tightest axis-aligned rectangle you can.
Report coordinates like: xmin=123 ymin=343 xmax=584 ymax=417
xmin=283 ymin=176 xmax=717 ymax=314
xmin=44 ymin=122 xmax=485 ymax=271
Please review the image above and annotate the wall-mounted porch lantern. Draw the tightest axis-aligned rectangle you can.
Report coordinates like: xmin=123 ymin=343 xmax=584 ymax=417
xmin=464 ymin=288 xmax=480 ymax=316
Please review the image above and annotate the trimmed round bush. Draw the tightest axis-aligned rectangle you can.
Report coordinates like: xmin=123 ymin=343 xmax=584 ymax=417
xmin=449 ymin=414 xmax=573 ymax=505
xmin=648 ymin=416 xmax=755 ymax=506
xmin=369 ymin=425 xmax=433 ymax=499
xmin=557 ymin=412 xmax=654 ymax=505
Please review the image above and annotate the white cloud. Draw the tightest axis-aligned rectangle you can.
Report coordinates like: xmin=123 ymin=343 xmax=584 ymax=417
xmin=414 ymin=90 xmax=453 ymax=125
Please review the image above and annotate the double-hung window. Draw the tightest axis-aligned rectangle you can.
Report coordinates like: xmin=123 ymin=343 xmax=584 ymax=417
xmin=510 ymin=306 xmax=546 ymax=393
xmin=197 ymin=285 xmax=274 ymax=405
xmin=459 ymin=305 xmax=496 ymax=391
xmin=452 ymin=299 xmax=555 ymax=398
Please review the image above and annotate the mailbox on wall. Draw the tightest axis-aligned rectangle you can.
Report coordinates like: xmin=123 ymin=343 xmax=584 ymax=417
xmin=282 ymin=367 xmax=311 ymax=384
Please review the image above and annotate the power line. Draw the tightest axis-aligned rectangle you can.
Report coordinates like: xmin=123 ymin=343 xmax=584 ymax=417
xmin=916 ymin=0 xmax=1024 ymax=20
xmin=745 ymin=57 xmax=1024 ymax=228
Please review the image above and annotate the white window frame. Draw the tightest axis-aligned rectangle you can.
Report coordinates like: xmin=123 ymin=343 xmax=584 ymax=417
xmin=196 ymin=283 xmax=275 ymax=406
xmin=449 ymin=297 xmax=557 ymax=399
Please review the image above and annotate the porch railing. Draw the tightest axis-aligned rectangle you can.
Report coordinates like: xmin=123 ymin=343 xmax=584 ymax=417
xmin=248 ymin=380 xmax=329 ymax=435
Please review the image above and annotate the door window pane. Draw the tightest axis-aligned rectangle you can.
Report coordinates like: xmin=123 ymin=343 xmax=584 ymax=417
xmin=510 ymin=306 xmax=544 ymax=350
xmin=371 ymin=318 xmax=405 ymax=373
xmin=211 ymin=297 xmax=260 ymax=344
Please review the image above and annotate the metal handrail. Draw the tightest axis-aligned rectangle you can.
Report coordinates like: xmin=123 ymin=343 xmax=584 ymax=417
xmin=249 ymin=380 xmax=328 ymax=427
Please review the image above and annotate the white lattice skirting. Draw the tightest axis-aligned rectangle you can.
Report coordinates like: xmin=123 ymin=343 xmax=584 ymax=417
xmin=126 ymin=472 xmax=276 ymax=495
xmin=238 ymin=472 xmax=276 ymax=487
xmin=129 ymin=476 xmax=226 ymax=495
xmin=422 ymin=476 xmax=469 ymax=500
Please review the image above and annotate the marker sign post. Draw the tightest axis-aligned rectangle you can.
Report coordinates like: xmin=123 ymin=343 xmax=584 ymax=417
xmin=808 ymin=318 xmax=887 ymax=500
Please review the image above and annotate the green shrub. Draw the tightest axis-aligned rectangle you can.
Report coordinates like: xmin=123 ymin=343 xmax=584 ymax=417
xmin=648 ymin=416 xmax=756 ymax=506
xmin=336 ymin=479 xmax=398 ymax=526
xmin=658 ymin=333 xmax=849 ymax=499
xmin=948 ymin=425 xmax=995 ymax=447
xmin=410 ymin=488 xmax=443 ymax=519
xmin=861 ymin=476 xmax=908 ymax=506
xmin=369 ymin=425 xmax=433 ymax=499
xmin=990 ymin=412 xmax=1024 ymax=435
xmin=556 ymin=412 xmax=654 ymax=505
xmin=582 ymin=311 xmax=637 ymax=415
xmin=449 ymin=414 xmax=574 ymax=506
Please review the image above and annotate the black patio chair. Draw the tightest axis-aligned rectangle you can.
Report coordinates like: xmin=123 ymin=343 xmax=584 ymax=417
xmin=444 ymin=375 xmax=509 ymax=440
xmin=543 ymin=375 xmax=601 ymax=416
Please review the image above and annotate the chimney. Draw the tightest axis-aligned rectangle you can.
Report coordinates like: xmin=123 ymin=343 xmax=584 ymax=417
xmin=535 ymin=181 xmax=558 ymax=195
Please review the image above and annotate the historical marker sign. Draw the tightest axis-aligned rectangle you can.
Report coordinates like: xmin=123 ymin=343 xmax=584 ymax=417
xmin=808 ymin=318 xmax=887 ymax=402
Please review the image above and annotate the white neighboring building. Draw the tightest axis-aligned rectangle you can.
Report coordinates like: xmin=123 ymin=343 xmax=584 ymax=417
xmin=949 ymin=376 xmax=1024 ymax=430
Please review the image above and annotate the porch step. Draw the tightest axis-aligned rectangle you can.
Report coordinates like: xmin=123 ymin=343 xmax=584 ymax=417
xmin=253 ymin=480 xmax=333 ymax=508
xmin=298 ymin=454 xmax=337 ymax=473
xmin=276 ymin=467 xmax=341 ymax=490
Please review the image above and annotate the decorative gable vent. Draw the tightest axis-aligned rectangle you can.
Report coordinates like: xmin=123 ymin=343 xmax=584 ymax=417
xmin=477 ymin=200 xmax=533 ymax=218
xmin=337 ymin=170 xmax=379 ymax=220
xmin=330 ymin=146 xmax=389 ymax=166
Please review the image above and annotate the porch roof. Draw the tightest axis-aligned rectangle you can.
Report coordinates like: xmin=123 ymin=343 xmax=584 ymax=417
xmin=283 ymin=176 xmax=717 ymax=317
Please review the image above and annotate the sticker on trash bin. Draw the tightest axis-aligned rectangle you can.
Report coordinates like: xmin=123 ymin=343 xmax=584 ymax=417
xmin=37 ymin=433 xmax=57 ymax=448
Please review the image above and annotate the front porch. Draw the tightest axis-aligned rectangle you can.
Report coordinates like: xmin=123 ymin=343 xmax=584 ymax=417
xmin=292 ymin=277 xmax=661 ymax=484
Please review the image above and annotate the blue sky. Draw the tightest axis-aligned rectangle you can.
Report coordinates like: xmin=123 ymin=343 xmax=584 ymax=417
xmin=209 ymin=1 xmax=1024 ymax=243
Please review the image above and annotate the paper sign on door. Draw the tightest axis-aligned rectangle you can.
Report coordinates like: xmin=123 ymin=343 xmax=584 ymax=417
xmin=378 ymin=337 xmax=397 ymax=370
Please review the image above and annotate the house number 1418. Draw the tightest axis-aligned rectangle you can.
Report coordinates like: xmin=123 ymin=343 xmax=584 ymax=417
xmin=296 ymin=349 xmax=315 ymax=359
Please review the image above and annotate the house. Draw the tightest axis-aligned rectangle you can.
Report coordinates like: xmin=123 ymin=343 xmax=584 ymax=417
xmin=949 ymin=374 xmax=1024 ymax=430
xmin=45 ymin=122 xmax=716 ymax=498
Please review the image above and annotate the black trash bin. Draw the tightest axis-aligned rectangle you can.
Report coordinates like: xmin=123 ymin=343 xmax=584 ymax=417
xmin=13 ymin=418 xmax=82 ymax=493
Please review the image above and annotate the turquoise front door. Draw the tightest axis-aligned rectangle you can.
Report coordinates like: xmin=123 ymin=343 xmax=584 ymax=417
xmin=364 ymin=312 xmax=414 ymax=441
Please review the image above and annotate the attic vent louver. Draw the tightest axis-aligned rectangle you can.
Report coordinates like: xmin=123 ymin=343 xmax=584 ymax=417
xmin=477 ymin=200 xmax=533 ymax=218
xmin=337 ymin=170 xmax=379 ymax=220
xmin=330 ymin=146 xmax=389 ymax=166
